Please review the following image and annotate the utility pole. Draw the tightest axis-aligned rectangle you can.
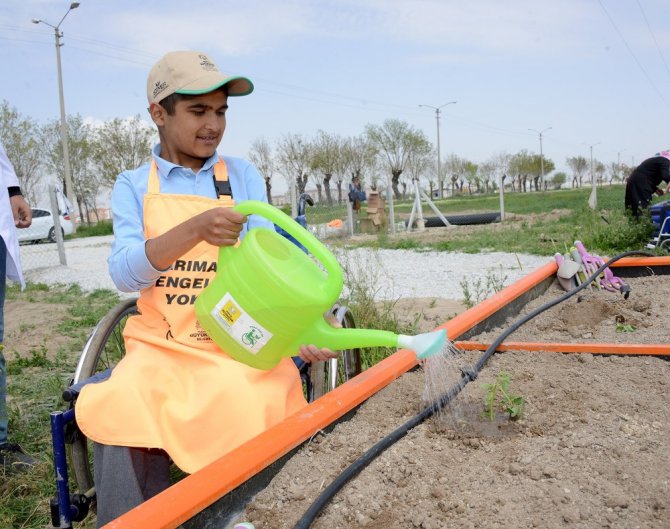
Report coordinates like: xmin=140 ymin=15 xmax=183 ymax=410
xmin=419 ymin=102 xmax=457 ymax=198
xmin=528 ymin=127 xmax=551 ymax=190
xmin=32 ymin=2 xmax=80 ymax=229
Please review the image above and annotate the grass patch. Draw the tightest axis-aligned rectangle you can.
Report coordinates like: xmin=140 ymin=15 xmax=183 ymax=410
xmin=325 ymin=185 xmax=659 ymax=256
xmin=338 ymin=250 xmax=420 ymax=369
xmin=1 ymin=283 xmax=120 ymax=529
xmin=71 ymin=220 xmax=114 ymax=238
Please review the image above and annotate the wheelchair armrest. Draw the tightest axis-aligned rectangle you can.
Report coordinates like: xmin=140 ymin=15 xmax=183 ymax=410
xmin=62 ymin=368 xmax=113 ymax=403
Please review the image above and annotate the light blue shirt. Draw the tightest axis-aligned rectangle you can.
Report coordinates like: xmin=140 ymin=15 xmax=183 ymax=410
xmin=108 ymin=145 xmax=273 ymax=293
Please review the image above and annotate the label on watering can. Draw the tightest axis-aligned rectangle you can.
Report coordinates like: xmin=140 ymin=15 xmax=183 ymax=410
xmin=211 ymin=292 xmax=273 ymax=355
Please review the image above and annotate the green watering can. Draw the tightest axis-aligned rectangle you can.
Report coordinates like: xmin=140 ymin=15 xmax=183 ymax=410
xmin=194 ymin=200 xmax=446 ymax=370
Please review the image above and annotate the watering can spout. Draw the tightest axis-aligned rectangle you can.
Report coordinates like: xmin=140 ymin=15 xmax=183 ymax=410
xmin=306 ymin=320 xmax=447 ymax=361
xmin=398 ymin=329 xmax=447 ymax=360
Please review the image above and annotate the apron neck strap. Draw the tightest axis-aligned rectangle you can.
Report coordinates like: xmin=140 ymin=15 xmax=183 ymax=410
xmin=148 ymin=157 xmax=229 ymax=195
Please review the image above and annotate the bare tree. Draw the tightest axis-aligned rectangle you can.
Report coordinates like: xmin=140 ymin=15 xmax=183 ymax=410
xmin=594 ymin=161 xmax=606 ymax=187
xmin=276 ymin=133 xmax=311 ymax=198
xmin=91 ymin=115 xmax=154 ymax=189
xmin=249 ymin=137 xmax=275 ymax=204
xmin=606 ymin=161 xmax=621 ymax=185
xmin=0 ymin=100 xmax=42 ymax=204
xmin=365 ymin=119 xmax=431 ymax=199
xmin=42 ymin=115 xmax=100 ymax=223
xmin=488 ymin=152 xmax=511 ymax=193
xmin=310 ymin=130 xmax=341 ymax=205
xmin=566 ymin=156 xmax=588 ymax=188
xmin=444 ymin=154 xmax=467 ymax=196
xmin=340 ymin=135 xmax=377 ymax=203
xmin=478 ymin=161 xmax=496 ymax=194
xmin=406 ymin=147 xmax=432 ymax=199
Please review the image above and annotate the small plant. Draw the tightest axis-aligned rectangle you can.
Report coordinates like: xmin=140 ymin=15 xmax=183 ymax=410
xmin=482 ymin=371 xmax=525 ymax=421
xmin=616 ymin=323 xmax=636 ymax=333
xmin=460 ymin=266 xmax=509 ymax=309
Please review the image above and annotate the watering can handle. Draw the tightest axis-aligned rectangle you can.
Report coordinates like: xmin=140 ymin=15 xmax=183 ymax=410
xmin=232 ymin=200 xmax=344 ymax=294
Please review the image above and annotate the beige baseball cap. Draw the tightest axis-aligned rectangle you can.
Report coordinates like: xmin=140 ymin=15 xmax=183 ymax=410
xmin=147 ymin=50 xmax=254 ymax=105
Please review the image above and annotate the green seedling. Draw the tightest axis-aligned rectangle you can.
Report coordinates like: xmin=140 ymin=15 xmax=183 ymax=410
xmin=616 ymin=323 xmax=636 ymax=333
xmin=482 ymin=371 xmax=525 ymax=421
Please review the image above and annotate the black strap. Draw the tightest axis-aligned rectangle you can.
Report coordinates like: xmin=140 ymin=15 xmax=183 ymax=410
xmin=213 ymin=176 xmax=232 ymax=197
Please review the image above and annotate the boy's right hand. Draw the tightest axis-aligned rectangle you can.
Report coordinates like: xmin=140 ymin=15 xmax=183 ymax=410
xmin=194 ymin=207 xmax=247 ymax=246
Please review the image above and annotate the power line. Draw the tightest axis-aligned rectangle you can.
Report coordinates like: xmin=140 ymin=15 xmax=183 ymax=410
xmin=635 ymin=0 xmax=670 ymax=76
xmin=597 ymin=0 xmax=670 ymax=109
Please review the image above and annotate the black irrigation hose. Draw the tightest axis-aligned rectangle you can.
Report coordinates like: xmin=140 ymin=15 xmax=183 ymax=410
xmin=293 ymin=249 xmax=653 ymax=529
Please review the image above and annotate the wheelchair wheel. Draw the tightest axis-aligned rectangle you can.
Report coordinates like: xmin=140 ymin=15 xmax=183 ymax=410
xmin=69 ymin=297 xmax=138 ymax=495
xmin=309 ymin=304 xmax=363 ymax=401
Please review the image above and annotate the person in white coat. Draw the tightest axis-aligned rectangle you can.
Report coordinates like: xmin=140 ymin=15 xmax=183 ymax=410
xmin=0 ymin=141 xmax=35 ymax=471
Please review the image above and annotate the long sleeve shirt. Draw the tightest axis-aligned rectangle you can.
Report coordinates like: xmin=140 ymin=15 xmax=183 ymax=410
xmin=108 ymin=145 xmax=272 ymax=292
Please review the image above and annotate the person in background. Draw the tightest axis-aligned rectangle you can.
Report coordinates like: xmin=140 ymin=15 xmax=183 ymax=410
xmin=0 ymin=141 xmax=35 ymax=472
xmin=624 ymin=150 xmax=670 ymax=218
xmin=348 ymin=175 xmax=365 ymax=213
xmin=74 ymin=50 xmax=340 ymax=526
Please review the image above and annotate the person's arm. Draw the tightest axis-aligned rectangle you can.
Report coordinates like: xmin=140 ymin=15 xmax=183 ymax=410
xmin=145 ymin=207 xmax=246 ymax=270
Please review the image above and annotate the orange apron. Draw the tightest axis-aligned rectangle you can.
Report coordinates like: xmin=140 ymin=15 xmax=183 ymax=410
xmin=76 ymin=159 xmax=307 ymax=474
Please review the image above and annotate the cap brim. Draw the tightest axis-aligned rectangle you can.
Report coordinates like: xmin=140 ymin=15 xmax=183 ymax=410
xmin=176 ymin=74 xmax=254 ymax=97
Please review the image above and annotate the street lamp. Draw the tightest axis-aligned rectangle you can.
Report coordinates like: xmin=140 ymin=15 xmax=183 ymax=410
xmin=419 ymin=101 xmax=457 ymax=198
xmin=32 ymin=2 xmax=80 ymax=226
xmin=528 ymin=127 xmax=551 ymax=190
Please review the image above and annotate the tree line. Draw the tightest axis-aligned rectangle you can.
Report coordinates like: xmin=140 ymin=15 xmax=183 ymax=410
xmin=1 ymin=99 xmax=631 ymax=220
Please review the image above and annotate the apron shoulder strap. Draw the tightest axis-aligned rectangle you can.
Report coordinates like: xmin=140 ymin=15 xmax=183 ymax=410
xmin=213 ymin=157 xmax=232 ymax=198
xmin=148 ymin=160 xmax=160 ymax=194
xmin=214 ymin=158 xmax=235 ymax=206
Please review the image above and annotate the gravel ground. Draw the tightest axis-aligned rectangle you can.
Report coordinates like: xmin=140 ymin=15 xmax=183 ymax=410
xmin=18 ymin=235 xmax=550 ymax=301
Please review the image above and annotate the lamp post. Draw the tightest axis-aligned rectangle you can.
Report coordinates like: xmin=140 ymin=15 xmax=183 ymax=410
xmin=32 ymin=2 xmax=80 ymax=226
xmin=528 ymin=127 xmax=551 ymax=191
xmin=419 ymin=101 xmax=457 ymax=198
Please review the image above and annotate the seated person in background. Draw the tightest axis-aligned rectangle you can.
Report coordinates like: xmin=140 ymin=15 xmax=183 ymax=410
xmin=75 ymin=50 xmax=339 ymax=527
xmin=348 ymin=175 xmax=366 ymax=213
xmin=624 ymin=150 xmax=670 ymax=218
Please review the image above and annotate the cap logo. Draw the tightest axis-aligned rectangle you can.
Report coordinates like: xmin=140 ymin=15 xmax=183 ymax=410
xmin=153 ymin=80 xmax=169 ymax=98
xmin=198 ymin=54 xmax=217 ymax=71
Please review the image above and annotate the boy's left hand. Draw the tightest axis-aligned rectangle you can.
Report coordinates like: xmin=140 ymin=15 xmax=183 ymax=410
xmin=298 ymin=344 xmax=339 ymax=363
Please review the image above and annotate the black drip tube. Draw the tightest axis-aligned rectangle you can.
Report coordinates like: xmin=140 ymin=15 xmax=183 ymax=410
xmin=293 ymin=250 xmax=652 ymax=529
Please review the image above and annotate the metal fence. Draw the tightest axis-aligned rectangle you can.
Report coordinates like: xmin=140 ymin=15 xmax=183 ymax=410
xmin=18 ymin=185 xmax=69 ymax=276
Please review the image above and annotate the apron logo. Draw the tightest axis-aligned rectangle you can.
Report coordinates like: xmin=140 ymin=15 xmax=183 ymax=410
xmin=241 ymin=326 xmax=264 ymax=347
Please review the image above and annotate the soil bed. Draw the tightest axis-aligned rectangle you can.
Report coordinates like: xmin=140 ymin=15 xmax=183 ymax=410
xmin=235 ymin=274 xmax=670 ymax=529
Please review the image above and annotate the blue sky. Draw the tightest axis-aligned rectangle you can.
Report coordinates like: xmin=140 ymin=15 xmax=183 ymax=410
xmin=1 ymin=0 xmax=669 ymax=190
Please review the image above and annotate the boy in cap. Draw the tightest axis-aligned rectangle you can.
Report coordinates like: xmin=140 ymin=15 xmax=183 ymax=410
xmin=75 ymin=50 xmax=339 ymax=526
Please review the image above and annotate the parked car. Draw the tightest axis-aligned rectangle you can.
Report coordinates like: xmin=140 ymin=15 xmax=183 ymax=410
xmin=17 ymin=208 xmax=74 ymax=244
